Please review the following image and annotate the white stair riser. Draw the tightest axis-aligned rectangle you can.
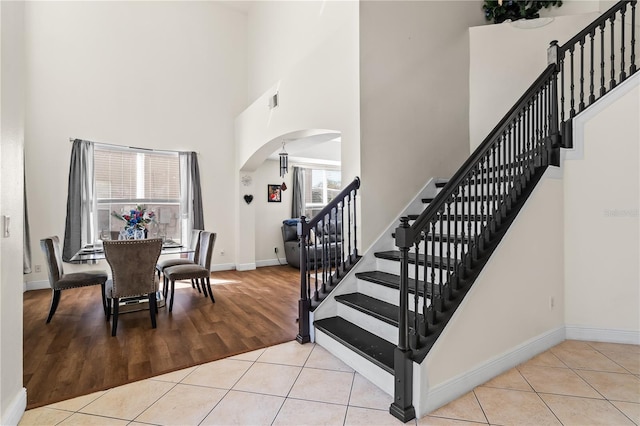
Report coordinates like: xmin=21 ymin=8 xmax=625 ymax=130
xmin=337 ymin=303 xmax=398 ymax=346
xmin=315 ymin=329 xmax=394 ymax=396
xmin=356 ymin=278 xmax=428 ymax=312
xmin=376 ymin=257 xmax=451 ymax=284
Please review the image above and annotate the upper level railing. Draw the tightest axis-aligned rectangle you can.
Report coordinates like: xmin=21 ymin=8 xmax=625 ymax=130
xmin=391 ymin=1 xmax=637 ymax=421
xmin=553 ymin=0 xmax=637 ymax=146
xmin=296 ymin=176 xmax=361 ymax=343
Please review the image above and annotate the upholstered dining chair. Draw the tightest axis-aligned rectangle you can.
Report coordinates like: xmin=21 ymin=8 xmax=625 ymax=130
xmin=103 ymin=238 xmax=163 ymax=336
xmin=156 ymin=229 xmax=202 ymax=297
xmin=40 ymin=236 xmax=109 ymax=323
xmin=163 ymin=231 xmax=216 ymax=312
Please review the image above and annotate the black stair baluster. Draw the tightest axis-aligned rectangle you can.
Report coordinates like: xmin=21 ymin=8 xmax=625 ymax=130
xmin=507 ymin=126 xmax=512 ymax=210
xmin=352 ymin=187 xmax=358 ymax=260
xmin=445 ymin=199 xmax=451 ymax=298
xmin=460 ymin=180 xmax=467 ymax=275
xmin=600 ymin=21 xmax=607 ymax=96
xmin=589 ymin=29 xmax=596 ymax=104
xmin=347 ymin=193 xmax=352 ymax=264
xmin=621 ymin=3 xmax=627 ymax=82
xmin=560 ymin=53 xmax=566 ymax=126
xmin=430 ymin=219 xmax=438 ymax=315
xmin=569 ymin=45 xmax=576 ymax=118
xmin=610 ymin=14 xmax=617 ymax=90
xmin=453 ymin=185 xmax=460 ymax=288
xmin=579 ymin=37 xmax=586 ymax=111
xmin=414 ymin=239 xmax=422 ymax=342
xmin=631 ymin=1 xmax=637 ymax=74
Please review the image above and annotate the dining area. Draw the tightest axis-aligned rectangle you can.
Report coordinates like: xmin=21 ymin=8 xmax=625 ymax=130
xmin=40 ymin=227 xmax=218 ymax=336
xmin=23 ymin=257 xmax=301 ymax=410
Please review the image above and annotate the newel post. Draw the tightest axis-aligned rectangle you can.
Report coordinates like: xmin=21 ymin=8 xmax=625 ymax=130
xmin=296 ymin=217 xmax=311 ymax=344
xmin=548 ymin=40 xmax=563 ymax=163
xmin=390 ymin=217 xmax=416 ymax=422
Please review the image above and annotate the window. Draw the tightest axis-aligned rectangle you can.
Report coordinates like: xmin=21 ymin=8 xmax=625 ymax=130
xmin=94 ymin=146 xmax=182 ymax=242
xmin=302 ymin=168 xmax=341 ymax=218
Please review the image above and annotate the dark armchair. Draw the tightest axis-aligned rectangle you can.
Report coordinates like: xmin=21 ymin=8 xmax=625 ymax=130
xmin=281 ymin=219 xmax=342 ymax=269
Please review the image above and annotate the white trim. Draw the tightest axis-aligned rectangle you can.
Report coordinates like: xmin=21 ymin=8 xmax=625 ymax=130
xmin=255 ymin=258 xmax=288 ymax=268
xmin=420 ymin=327 xmax=565 ymax=415
xmin=1 ymin=387 xmax=26 ymax=426
xmin=23 ymin=280 xmax=49 ymax=292
xmin=210 ymin=263 xmax=236 ymax=272
xmin=235 ymin=262 xmax=256 ymax=271
xmin=565 ymin=325 xmax=640 ymax=345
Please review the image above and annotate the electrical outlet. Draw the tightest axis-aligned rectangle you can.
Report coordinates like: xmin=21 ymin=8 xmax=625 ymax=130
xmin=34 ymin=264 xmax=41 ymax=273
xmin=274 ymin=247 xmax=279 ymax=254
xmin=220 ymin=249 xmax=225 ymax=256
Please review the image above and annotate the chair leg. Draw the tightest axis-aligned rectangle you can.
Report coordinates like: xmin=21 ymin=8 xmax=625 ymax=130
xmin=192 ymin=279 xmax=201 ymax=293
xmin=111 ymin=298 xmax=119 ymax=336
xmin=200 ymin=277 xmax=208 ymax=298
xmin=169 ymin=280 xmax=175 ymax=313
xmin=205 ymin=277 xmax=215 ymax=303
xmin=149 ymin=292 xmax=157 ymax=329
xmin=100 ymin=283 xmax=107 ymax=317
xmin=106 ymin=298 xmax=112 ymax=322
xmin=163 ymin=276 xmax=169 ymax=298
xmin=46 ymin=289 xmax=61 ymax=324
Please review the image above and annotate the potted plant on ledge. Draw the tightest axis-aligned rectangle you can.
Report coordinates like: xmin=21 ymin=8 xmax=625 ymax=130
xmin=483 ymin=0 xmax=563 ymax=24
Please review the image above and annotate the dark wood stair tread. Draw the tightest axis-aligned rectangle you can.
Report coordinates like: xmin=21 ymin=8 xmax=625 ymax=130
xmin=314 ymin=317 xmax=394 ymax=374
xmin=356 ymin=270 xmax=441 ymax=297
xmin=375 ymin=250 xmax=458 ymax=269
xmin=336 ymin=293 xmax=424 ymax=327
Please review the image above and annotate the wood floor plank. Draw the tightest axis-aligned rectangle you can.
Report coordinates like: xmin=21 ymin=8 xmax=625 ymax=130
xmin=23 ymin=265 xmax=301 ymax=409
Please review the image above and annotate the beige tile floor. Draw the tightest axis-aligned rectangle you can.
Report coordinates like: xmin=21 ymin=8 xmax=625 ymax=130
xmin=19 ymin=340 xmax=640 ymax=426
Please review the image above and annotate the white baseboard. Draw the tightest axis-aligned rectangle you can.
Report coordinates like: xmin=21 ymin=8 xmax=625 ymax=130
xmin=255 ymin=258 xmax=288 ymax=268
xmin=420 ymin=327 xmax=565 ymax=416
xmin=24 ymin=280 xmax=49 ymax=292
xmin=210 ymin=263 xmax=236 ymax=272
xmin=1 ymin=387 xmax=26 ymax=426
xmin=235 ymin=263 xmax=256 ymax=271
xmin=565 ymin=325 xmax=640 ymax=345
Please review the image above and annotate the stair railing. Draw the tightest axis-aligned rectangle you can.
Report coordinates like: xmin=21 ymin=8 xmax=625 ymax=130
xmin=553 ymin=0 xmax=637 ymax=148
xmin=296 ymin=177 xmax=361 ymax=344
xmin=391 ymin=1 xmax=637 ymax=421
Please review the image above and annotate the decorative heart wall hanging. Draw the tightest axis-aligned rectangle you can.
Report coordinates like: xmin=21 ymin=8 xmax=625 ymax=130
xmin=244 ymin=195 xmax=253 ymax=204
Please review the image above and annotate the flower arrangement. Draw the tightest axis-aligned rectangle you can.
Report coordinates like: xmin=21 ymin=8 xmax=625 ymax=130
xmin=483 ymin=0 xmax=563 ymax=24
xmin=111 ymin=205 xmax=155 ymax=231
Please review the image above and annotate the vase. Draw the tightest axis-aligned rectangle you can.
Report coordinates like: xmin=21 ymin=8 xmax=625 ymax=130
xmin=118 ymin=228 xmax=146 ymax=240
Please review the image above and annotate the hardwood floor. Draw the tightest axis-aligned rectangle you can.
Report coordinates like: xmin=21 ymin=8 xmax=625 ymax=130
xmin=23 ymin=265 xmax=301 ymax=409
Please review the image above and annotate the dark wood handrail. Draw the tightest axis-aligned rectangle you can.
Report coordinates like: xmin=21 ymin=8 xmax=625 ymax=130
xmin=405 ymin=64 xmax=556 ymax=241
xmin=559 ymin=0 xmax=636 ymax=54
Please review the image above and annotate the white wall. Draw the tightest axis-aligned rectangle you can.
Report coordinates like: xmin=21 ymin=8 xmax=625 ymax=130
xmin=236 ymin=0 xmax=359 ymax=269
xmin=23 ymin=1 xmax=247 ymax=282
xmin=359 ymin=1 xmax=486 ymax=251
xmin=469 ymin=12 xmax=600 ymax=151
xmin=423 ymin=177 xmax=565 ymax=406
xmin=252 ymin=159 xmax=293 ymax=266
xmin=564 ymin=76 xmax=639 ymax=337
xmin=1 ymin=1 xmax=27 ymax=423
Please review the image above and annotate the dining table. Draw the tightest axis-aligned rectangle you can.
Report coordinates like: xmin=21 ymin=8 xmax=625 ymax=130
xmin=71 ymin=239 xmax=194 ymax=313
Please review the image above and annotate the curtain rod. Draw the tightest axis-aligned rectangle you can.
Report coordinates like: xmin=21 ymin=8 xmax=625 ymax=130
xmin=68 ymin=137 xmax=199 ymax=155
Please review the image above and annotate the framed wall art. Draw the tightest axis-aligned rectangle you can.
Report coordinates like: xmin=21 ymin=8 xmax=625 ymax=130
xmin=267 ymin=184 xmax=281 ymax=203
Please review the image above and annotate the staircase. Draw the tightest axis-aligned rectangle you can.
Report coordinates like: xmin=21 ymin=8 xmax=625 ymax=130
xmin=297 ymin=1 xmax=638 ymax=422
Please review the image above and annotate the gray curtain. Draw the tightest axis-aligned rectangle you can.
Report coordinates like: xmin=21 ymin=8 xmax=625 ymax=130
xmin=63 ymin=139 xmax=95 ymax=262
xmin=179 ymin=152 xmax=204 ymax=242
xmin=291 ymin=166 xmax=304 ymax=218
xmin=23 ymin=165 xmax=32 ymax=274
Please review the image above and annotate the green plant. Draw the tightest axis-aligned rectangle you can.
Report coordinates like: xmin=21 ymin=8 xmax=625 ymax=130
xmin=483 ymin=0 xmax=563 ymax=24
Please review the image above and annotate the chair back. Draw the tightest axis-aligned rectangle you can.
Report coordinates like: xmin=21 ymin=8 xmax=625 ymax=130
xmin=196 ymin=231 xmax=216 ymax=270
xmin=40 ymin=236 xmax=64 ymax=287
xmin=189 ymin=229 xmax=202 ymax=262
xmin=103 ymin=238 xmax=162 ymax=298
